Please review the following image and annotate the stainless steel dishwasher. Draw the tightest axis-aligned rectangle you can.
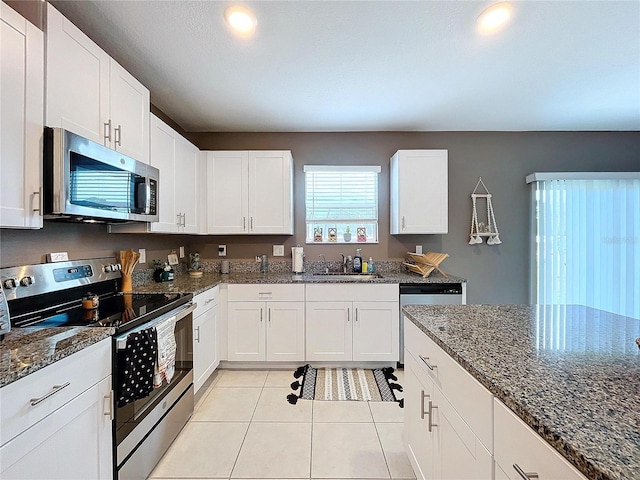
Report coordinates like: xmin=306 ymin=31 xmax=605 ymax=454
xmin=399 ymin=283 xmax=466 ymax=364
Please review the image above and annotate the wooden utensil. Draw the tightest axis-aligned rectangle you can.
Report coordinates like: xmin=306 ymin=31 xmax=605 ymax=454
xmin=118 ymin=249 xmax=140 ymax=292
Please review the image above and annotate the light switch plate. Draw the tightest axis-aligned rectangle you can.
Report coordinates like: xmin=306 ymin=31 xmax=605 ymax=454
xmin=416 ymin=245 xmax=423 ymax=254
xmin=218 ymin=245 xmax=227 ymax=257
xmin=273 ymin=245 xmax=285 ymax=256
xmin=179 ymin=246 xmax=185 ymax=258
xmin=139 ymin=248 xmax=146 ymax=263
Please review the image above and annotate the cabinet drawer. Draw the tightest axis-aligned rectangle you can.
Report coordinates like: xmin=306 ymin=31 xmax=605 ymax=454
xmin=404 ymin=318 xmax=493 ymax=452
xmin=228 ymin=284 xmax=304 ymax=302
xmin=494 ymin=400 xmax=587 ymax=480
xmin=194 ymin=286 xmax=219 ymax=316
xmin=0 ymin=338 xmax=111 ymax=446
xmin=306 ymin=283 xmax=398 ymax=302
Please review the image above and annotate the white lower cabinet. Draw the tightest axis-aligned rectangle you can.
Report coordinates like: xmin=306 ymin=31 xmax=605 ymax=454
xmin=404 ymin=350 xmax=491 ymax=480
xmin=404 ymin=318 xmax=492 ymax=480
xmin=193 ymin=286 xmax=220 ymax=393
xmin=0 ymin=339 xmax=112 ymax=480
xmin=305 ymin=284 xmax=399 ymax=362
xmin=494 ymin=399 xmax=587 ymax=480
xmin=227 ymin=284 xmax=305 ymax=362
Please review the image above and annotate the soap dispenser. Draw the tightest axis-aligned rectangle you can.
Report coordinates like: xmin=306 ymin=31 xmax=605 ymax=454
xmin=353 ymin=248 xmax=362 ymax=273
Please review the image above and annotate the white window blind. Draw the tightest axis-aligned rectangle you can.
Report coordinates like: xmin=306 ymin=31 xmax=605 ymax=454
xmin=528 ymin=173 xmax=640 ymax=319
xmin=304 ymin=165 xmax=380 ymax=243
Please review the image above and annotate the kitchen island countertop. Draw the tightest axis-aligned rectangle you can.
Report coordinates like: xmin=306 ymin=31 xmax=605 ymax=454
xmin=0 ymin=326 xmax=114 ymax=388
xmin=402 ymin=304 xmax=640 ymax=480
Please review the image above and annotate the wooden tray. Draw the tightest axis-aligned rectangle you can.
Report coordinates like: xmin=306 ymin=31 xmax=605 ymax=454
xmin=403 ymin=252 xmax=449 ymax=278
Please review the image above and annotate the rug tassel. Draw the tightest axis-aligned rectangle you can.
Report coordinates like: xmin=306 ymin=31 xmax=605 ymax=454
xmin=287 ymin=393 xmax=299 ymax=405
xmin=291 ymin=380 xmax=301 ymax=390
xmin=398 ymin=398 xmax=404 ymax=408
xmin=293 ymin=365 xmax=307 ymax=379
xmin=389 ymin=383 xmax=403 ymax=392
xmin=382 ymin=367 xmax=397 ymax=382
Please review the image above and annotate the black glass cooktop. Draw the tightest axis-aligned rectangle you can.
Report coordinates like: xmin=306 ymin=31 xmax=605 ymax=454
xmin=10 ymin=291 xmax=192 ymax=332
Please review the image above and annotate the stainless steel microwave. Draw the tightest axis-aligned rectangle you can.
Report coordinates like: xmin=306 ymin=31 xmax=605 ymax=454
xmin=43 ymin=127 xmax=159 ymax=223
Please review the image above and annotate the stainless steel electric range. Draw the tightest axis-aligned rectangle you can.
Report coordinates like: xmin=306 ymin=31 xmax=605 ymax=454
xmin=1 ymin=258 xmax=195 ymax=480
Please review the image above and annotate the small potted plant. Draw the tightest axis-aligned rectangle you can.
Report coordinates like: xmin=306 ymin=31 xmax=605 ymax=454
xmin=343 ymin=226 xmax=352 ymax=242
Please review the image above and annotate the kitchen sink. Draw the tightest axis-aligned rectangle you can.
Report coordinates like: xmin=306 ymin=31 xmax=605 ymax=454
xmin=311 ymin=272 xmax=383 ymax=281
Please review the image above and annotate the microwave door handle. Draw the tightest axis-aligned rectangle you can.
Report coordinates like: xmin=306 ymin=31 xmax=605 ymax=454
xmin=136 ymin=182 xmax=151 ymax=214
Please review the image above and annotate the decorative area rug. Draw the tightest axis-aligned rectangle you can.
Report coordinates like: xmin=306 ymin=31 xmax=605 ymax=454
xmin=287 ymin=365 xmax=403 ymax=408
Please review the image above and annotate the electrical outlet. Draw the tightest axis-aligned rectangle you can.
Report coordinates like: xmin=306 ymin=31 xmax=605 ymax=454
xmin=416 ymin=245 xmax=423 ymax=254
xmin=179 ymin=246 xmax=185 ymax=258
xmin=218 ymin=245 xmax=227 ymax=257
xmin=273 ymin=245 xmax=285 ymax=257
xmin=139 ymin=248 xmax=146 ymax=263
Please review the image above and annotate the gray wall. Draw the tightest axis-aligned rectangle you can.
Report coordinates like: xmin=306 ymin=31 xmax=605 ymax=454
xmin=188 ymin=131 xmax=640 ymax=304
xmin=1 ymin=131 xmax=638 ymax=304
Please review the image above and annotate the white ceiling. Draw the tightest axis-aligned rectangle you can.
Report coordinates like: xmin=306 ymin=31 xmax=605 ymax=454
xmin=51 ymin=1 xmax=640 ymax=133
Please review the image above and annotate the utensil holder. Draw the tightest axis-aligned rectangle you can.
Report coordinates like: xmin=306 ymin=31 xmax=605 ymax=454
xmin=121 ymin=274 xmax=133 ymax=292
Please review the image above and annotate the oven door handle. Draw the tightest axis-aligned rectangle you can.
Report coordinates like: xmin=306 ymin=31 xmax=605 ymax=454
xmin=115 ymin=302 xmax=196 ymax=350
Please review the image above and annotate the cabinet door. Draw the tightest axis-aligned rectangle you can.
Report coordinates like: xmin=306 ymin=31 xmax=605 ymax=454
xmin=0 ymin=376 xmax=112 ymax=479
xmin=248 ymin=151 xmax=293 ymax=234
xmin=109 ymin=60 xmax=150 ymax=163
xmin=305 ymin=302 xmax=352 ymax=361
xmin=404 ymin=354 xmax=435 ymax=480
xmin=149 ymin=114 xmax=178 ymax=233
xmin=45 ymin=4 xmax=110 ymax=145
xmin=175 ymin=136 xmax=199 ymax=233
xmin=432 ymin=386 xmax=493 ymax=480
xmin=227 ymin=301 xmax=265 ymax=361
xmin=206 ymin=151 xmax=248 ymax=234
xmin=352 ymin=301 xmax=399 ymax=362
xmin=391 ymin=150 xmax=448 ymax=234
xmin=193 ymin=305 xmax=218 ymax=393
xmin=0 ymin=3 xmax=43 ymax=229
xmin=266 ymin=301 xmax=305 ymax=361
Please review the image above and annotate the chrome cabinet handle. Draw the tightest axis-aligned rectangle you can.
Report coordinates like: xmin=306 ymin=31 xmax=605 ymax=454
xmin=103 ymin=120 xmax=112 ymax=143
xmin=250 ymin=217 xmax=254 ymax=230
xmin=114 ymin=124 xmax=122 ymax=146
xmin=355 ymin=308 xmax=358 ymax=323
xmin=268 ymin=308 xmax=271 ymax=323
xmin=104 ymin=390 xmax=113 ymax=420
xmin=347 ymin=309 xmax=350 ymax=322
xmin=260 ymin=308 xmax=263 ymax=322
xmin=419 ymin=354 xmax=436 ymax=370
xmin=30 ymin=382 xmax=71 ymax=406
xmin=513 ymin=464 xmax=539 ymax=480
xmin=194 ymin=325 xmax=201 ymax=342
xmin=420 ymin=390 xmax=429 ymax=419
xmin=32 ymin=188 xmax=42 ymax=213
xmin=204 ymin=298 xmax=214 ymax=304
xmin=402 ymin=216 xmax=406 ymax=230
xmin=428 ymin=399 xmax=438 ymax=432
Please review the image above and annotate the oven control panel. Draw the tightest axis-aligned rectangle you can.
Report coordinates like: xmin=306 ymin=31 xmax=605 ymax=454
xmin=53 ymin=265 xmax=94 ymax=282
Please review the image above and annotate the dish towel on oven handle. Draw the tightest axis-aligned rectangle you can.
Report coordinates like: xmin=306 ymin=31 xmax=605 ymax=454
xmin=154 ymin=315 xmax=177 ymax=388
xmin=116 ymin=327 xmax=158 ymax=407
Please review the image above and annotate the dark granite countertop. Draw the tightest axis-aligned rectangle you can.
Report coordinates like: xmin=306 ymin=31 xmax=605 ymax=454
xmin=133 ymin=270 xmax=466 ymax=295
xmin=402 ymin=304 xmax=640 ymax=480
xmin=0 ymin=326 xmax=114 ymax=388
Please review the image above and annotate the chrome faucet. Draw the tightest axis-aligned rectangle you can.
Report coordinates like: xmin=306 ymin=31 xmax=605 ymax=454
xmin=341 ymin=254 xmax=347 ymax=273
xmin=319 ymin=254 xmax=329 ymax=273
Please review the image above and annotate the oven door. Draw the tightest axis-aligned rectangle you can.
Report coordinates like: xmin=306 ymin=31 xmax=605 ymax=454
xmin=113 ymin=302 xmax=195 ymax=476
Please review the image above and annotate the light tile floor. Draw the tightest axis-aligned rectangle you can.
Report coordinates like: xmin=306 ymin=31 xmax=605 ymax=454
xmin=150 ymin=368 xmax=414 ymax=480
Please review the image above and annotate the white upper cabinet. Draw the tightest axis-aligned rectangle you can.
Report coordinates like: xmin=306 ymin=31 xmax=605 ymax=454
xmin=109 ymin=114 xmax=199 ymax=234
xmin=390 ymin=149 xmax=448 ymax=234
xmin=204 ymin=150 xmax=294 ymax=235
xmin=45 ymin=4 xmax=150 ymax=164
xmin=0 ymin=2 xmax=44 ymax=229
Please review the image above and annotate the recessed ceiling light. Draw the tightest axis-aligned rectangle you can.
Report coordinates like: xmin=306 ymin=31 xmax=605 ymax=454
xmin=477 ymin=2 xmax=512 ymax=34
xmin=224 ymin=5 xmax=257 ymax=37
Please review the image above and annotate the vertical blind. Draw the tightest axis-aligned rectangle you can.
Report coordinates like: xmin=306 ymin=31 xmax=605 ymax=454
xmin=304 ymin=165 xmax=380 ymax=242
xmin=528 ymin=173 xmax=640 ymax=319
